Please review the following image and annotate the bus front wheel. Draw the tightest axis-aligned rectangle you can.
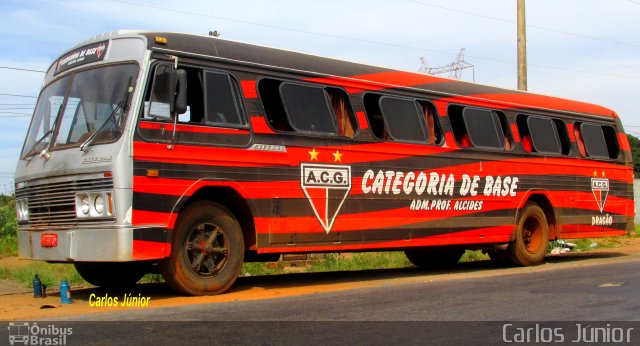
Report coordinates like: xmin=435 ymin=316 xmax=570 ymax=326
xmin=507 ymin=203 xmax=549 ymax=266
xmin=160 ymin=201 xmax=244 ymax=296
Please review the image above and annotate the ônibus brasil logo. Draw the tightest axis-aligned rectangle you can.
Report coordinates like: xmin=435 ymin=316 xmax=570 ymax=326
xmin=301 ymin=163 xmax=351 ymax=234
xmin=591 ymin=175 xmax=609 ymax=213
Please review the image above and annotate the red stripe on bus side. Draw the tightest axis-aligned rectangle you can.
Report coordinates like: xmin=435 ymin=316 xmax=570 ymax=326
xmin=240 ymin=80 xmax=257 ymax=99
xmin=618 ymin=133 xmax=631 ymax=151
xmin=250 ymin=115 xmax=277 ymax=134
xmin=133 ymin=176 xmax=305 ymax=199
xmin=560 ymin=224 xmax=627 ymax=238
xmin=471 ymin=93 xmax=616 ymax=118
xmin=542 ymin=192 xmax=633 ymax=216
xmin=257 ymin=226 xmax=513 ymax=254
xmin=133 ymin=142 xmax=285 ymax=167
xmin=139 ymin=121 xmax=250 ymax=135
xmin=256 ymin=200 xmax=512 ymax=235
xmin=302 ymin=76 xmax=365 ymax=94
xmin=305 ymin=71 xmax=453 ymax=94
xmin=132 ymin=210 xmax=177 ymax=228
xmin=566 ymin=123 xmax=576 ymax=142
xmin=132 ymin=240 xmax=170 ymax=260
xmin=356 ymin=111 xmax=369 ymax=130
xmin=510 ymin=123 xmax=521 ymax=143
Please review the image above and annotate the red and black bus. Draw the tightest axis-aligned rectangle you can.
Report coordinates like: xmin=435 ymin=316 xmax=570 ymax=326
xmin=15 ymin=31 xmax=634 ymax=295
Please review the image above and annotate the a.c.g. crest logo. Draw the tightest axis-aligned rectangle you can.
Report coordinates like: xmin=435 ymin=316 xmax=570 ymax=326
xmin=300 ymin=163 xmax=351 ymax=234
xmin=591 ymin=171 xmax=609 ymax=213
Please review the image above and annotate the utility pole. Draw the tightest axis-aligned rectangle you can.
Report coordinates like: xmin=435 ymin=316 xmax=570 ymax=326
xmin=517 ymin=0 xmax=527 ymax=91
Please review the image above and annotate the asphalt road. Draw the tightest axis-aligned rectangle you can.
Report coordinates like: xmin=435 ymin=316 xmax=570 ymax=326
xmin=76 ymin=259 xmax=640 ymax=322
xmin=25 ymin=257 xmax=638 ymax=345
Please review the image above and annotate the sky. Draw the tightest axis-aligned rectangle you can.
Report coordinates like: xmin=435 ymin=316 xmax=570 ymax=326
xmin=1 ymin=0 xmax=640 ymax=193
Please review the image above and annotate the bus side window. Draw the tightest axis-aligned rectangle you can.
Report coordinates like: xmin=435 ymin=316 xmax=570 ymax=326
xmin=579 ymin=123 xmax=620 ymax=159
xmin=418 ymin=101 xmax=442 ymax=145
xmin=204 ymin=71 xmax=246 ymax=126
xmin=574 ymin=124 xmax=587 ymax=157
xmin=364 ymin=93 xmax=428 ymax=143
xmin=363 ymin=93 xmax=387 ymax=139
xmin=464 ymin=109 xmax=505 ymax=149
xmin=280 ymin=83 xmax=337 ymax=134
xmin=327 ymin=88 xmax=356 ymax=138
xmin=145 ymin=64 xmax=173 ymax=119
xmin=258 ymin=79 xmax=293 ymax=132
xmin=378 ymin=96 xmax=427 ymax=143
xmin=144 ymin=64 xmax=204 ymax=123
xmin=553 ymin=119 xmax=571 ymax=155
xmin=447 ymin=105 xmax=468 ymax=147
xmin=517 ymin=114 xmax=568 ymax=156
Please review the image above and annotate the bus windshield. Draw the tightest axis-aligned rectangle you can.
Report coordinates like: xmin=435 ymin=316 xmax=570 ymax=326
xmin=21 ymin=64 xmax=138 ymax=157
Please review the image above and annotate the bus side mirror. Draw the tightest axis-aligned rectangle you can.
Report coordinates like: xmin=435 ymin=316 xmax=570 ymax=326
xmin=172 ymin=69 xmax=188 ymax=116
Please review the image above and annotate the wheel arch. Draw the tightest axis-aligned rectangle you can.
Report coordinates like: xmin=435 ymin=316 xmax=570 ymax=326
xmin=514 ymin=190 xmax=558 ymax=241
xmin=172 ymin=181 xmax=258 ymax=251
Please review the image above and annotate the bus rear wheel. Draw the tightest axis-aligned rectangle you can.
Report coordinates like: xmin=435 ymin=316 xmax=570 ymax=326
xmin=507 ymin=203 xmax=549 ymax=266
xmin=404 ymin=247 xmax=464 ymax=269
xmin=160 ymin=201 xmax=244 ymax=296
xmin=74 ymin=262 xmax=147 ymax=288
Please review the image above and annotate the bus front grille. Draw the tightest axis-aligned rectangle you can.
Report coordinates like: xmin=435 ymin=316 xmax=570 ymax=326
xmin=15 ymin=176 xmax=114 ymax=226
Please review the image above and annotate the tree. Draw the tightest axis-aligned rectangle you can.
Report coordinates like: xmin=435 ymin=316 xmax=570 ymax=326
xmin=628 ymin=134 xmax=640 ymax=174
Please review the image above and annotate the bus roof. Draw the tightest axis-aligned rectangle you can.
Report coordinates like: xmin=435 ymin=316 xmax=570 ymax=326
xmin=70 ymin=31 xmax=619 ymax=119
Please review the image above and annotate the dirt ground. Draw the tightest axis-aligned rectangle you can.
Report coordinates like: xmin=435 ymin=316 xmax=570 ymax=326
xmin=2 ymin=238 xmax=640 ymax=321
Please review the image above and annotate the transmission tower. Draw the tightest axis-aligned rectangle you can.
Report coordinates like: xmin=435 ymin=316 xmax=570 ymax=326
xmin=419 ymin=48 xmax=475 ymax=81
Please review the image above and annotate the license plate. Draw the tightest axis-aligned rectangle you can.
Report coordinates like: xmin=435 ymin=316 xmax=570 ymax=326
xmin=41 ymin=233 xmax=58 ymax=247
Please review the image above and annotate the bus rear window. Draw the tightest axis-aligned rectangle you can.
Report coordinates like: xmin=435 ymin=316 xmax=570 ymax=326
xmin=579 ymin=123 xmax=619 ymax=159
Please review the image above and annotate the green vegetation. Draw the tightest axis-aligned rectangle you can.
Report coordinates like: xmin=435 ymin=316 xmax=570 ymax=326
xmin=0 ymin=261 xmax=86 ymax=288
xmin=460 ymin=250 xmax=489 ymax=262
xmin=307 ymin=252 xmax=411 ymax=272
xmin=628 ymin=134 xmax=640 ymax=174
xmin=0 ymin=195 xmax=18 ymax=257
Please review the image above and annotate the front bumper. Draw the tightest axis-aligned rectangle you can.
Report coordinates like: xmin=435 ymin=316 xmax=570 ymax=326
xmin=19 ymin=227 xmax=136 ymax=262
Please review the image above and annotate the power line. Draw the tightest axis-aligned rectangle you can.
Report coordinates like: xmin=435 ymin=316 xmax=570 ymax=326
xmin=0 ymin=111 xmax=31 ymax=116
xmin=0 ymin=93 xmax=38 ymax=98
xmin=403 ymin=0 xmax=640 ymax=49
xmin=0 ymin=66 xmax=46 ymax=73
xmin=108 ymin=0 xmax=640 ymax=81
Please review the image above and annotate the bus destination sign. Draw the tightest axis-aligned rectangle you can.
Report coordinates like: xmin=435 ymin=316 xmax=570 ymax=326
xmin=55 ymin=40 xmax=109 ymax=75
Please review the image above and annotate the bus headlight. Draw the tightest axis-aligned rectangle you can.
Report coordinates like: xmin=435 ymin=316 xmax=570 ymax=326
xmin=94 ymin=195 xmax=105 ymax=214
xmin=15 ymin=198 xmax=29 ymax=222
xmin=76 ymin=191 xmax=115 ymax=218
xmin=80 ymin=194 xmax=91 ymax=215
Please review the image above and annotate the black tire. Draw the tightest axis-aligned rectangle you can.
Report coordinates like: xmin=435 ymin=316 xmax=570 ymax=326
xmin=404 ymin=247 xmax=464 ymax=269
xmin=506 ymin=203 xmax=549 ymax=266
xmin=74 ymin=262 xmax=147 ymax=288
xmin=159 ymin=201 xmax=244 ymax=296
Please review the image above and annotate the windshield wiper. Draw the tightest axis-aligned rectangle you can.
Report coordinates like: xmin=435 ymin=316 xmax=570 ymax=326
xmin=80 ymin=78 xmax=133 ymax=152
xmin=25 ymin=129 xmax=54 ymax=157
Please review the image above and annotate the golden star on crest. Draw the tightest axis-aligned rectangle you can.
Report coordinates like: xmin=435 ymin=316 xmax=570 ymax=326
xmin=309 ymin=148 xmax=319 ymax=161
xmin=333 ymin=150 xmax=343 ymax=163
xmin=593 ymin=170 xmax=597 ymax=177
xmin=602 ymin=171 xmax=606 ymax=178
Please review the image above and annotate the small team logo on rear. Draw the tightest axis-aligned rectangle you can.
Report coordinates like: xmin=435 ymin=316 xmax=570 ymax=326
xmin=301 ymin=163 xmax=351 ymax=234
xmin=591 ymin=177 xmax=609 ymax=213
